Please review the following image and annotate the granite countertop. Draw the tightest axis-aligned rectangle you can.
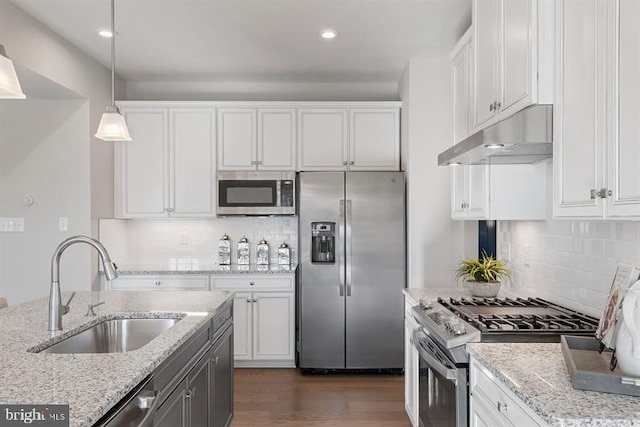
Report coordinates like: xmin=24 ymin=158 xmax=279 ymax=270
xmin=0 ymin=290 xmax=233 ymax=427
xmin=113 ymin=263 xmax=297 ymax=275
xmin=403 ymin=286 xmax=519 ymax=305
xmin=468 ymin=343 xmax=640 ymax=427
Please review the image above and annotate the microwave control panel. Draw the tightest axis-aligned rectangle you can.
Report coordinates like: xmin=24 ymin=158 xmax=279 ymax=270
xmin=280 ymin=180 xmax=294 ymax=207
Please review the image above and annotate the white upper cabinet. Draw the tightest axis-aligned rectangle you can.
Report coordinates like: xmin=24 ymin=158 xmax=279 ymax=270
xmin=472 ymin=0 xmax=553 ymax=132
xmin=116 ymin=107 xmax=216 ymax=218
xmin=217 ymin=108 xmax=296 ymax=171
xmin=298 ymin=109 xmax=348 ymax=171
xmin=298 ymin=106 xmax=400 ymax=171
xmin=554 ymin=0 xmax=640 ymax=219
xmin=349 ymin=109 xmax=400 ymax=171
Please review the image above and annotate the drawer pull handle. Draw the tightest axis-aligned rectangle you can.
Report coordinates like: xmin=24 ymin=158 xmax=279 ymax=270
xmin=214 ymin=356 xmax=220 ymax=365
xmin=155 ymin=281 xmax=161 ymax=286
xmin=497 ymin=402 xmax=508 ymax=413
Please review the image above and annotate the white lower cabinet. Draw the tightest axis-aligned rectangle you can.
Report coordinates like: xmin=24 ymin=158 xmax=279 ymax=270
xmin=469 ymin=357 xmax=548 ymax=427
xmin=403 ymin=295 xmax=419 ymax=427
xmin=213 ymin=275 xmax=295 ymax=367
xmin=104 ymin=275 xmax=209 ymax=291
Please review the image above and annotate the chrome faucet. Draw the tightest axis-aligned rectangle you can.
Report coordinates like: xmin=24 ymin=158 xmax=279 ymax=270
xmin=49 ymin=235 xmax=118 ymax=331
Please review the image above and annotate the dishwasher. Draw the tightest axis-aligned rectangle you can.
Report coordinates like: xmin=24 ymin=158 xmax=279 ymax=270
xmin=93 ymin=375 xmax=158 ymax=427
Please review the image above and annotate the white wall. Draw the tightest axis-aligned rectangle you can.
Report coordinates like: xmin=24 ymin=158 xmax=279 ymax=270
xmin=0 ymin=1 xmax=115 ymax=302
xmin=498 ymin=166 xmax=640 ymax=317
xmin=400 ymin=58 xmax=466 ymax=288
xmin=0 ymin=99 xmax=91 ymax=304
xmin=99 ymin=218 xmax=298 ymax=268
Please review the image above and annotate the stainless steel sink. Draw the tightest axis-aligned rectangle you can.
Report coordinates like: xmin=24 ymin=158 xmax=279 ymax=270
xmin=38 ymin=317 xmax=181 ymax=354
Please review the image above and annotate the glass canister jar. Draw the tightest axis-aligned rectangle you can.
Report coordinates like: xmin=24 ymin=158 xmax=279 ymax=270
xmin=218 ymin=234 xmax=231 ymax=265
xmin=256 ymin=239 xmax=270 ymax=265
xmin=237 ymin=237 xmax=250 ymax=265
xmin=278 ymin=242 xmax=291 ymax=265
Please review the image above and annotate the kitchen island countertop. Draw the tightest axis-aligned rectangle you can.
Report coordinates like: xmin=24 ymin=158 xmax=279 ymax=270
xmin=467 ymin=342 xmax=640 ymax=427
xmin=0 ymin=290 xmax=233 ymax=427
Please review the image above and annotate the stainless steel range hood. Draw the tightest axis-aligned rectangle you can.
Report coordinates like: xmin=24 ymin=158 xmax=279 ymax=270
xmin=438 ymin=104 xmax=553 ymax=166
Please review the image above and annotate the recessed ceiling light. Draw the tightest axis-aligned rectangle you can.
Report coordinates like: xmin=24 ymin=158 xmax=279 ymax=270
xmin=320 ymin=29 xmax=337 ymax=39
xmin=98 ymin=29 xmax=113 ymax=38
xmin=448 ymin=162 xmax=461 ymax=166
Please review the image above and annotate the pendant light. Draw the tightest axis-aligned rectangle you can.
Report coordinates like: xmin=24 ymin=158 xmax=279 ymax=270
xmin=95 ymin=0 xmax=131 ymax=141
xmin=0 ymin=44 xmax=26 ymax=99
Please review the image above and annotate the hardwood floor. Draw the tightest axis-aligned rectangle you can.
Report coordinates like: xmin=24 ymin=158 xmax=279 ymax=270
xmin=232 ymin=368 xmax=412 ymax=427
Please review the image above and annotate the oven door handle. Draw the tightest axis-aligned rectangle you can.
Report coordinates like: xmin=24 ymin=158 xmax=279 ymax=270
xmin=414 ymin=333 xmax=458 ymax=385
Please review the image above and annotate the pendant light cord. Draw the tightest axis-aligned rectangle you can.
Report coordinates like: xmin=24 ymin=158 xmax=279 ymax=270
xmin=110 ymin=0 xmax=115 ymax=106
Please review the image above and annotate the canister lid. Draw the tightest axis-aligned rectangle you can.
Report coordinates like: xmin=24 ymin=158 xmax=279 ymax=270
xmin=220 ymin=234 xmax=230 ymax=240
xmin=280 ymin=242 xmax=289 ymax=248
xmin=259 ymin=238 xmax=268 ymax=245
xmin=239 ymin=236 xmax=248 ymax=243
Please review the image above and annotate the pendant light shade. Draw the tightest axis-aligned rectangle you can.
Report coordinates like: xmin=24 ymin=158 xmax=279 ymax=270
xmin=0 ymin=44 xmax=26 ymax=99
xmin=95 ymin=0 xmax=131 ymax=141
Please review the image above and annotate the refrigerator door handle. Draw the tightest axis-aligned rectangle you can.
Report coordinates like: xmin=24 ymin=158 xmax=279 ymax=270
xmin=338 ymin=199 xmax=345 ymax=297
xmin=346 ymin=199 xmax=352 ymax=297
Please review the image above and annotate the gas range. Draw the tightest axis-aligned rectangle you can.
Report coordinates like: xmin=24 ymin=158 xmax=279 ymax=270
xmin=411 ymin=296 xmax=600 ymax=354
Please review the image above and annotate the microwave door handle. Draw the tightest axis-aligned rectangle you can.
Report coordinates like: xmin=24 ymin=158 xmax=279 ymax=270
xmin=339 ymin=200 xmax=345 ymax=297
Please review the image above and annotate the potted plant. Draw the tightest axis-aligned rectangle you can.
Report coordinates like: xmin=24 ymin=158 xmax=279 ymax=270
xmin=455 ymin=252 xmax=510 ymax=297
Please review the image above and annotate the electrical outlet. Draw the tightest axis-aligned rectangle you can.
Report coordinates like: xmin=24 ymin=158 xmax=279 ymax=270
xmin=59 ymin=217 xmax=68 ymax=232
xmin=0 ymin=218 xmax=24 ymax=232
xmin=179 ymin=233 xmax=189 ymax=245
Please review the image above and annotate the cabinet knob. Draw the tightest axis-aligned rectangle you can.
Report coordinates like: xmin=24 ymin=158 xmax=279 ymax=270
xmin=246 ymin=298 xmax=251 ymax=303
xmin=249 ymin=281 xmax=255 ymax=286
xmin=214 ymin=356 xmax=220 ymax=364
xmin=489 ymin=103 xmax=495 ymax=112
xmin=155 ymin=281 xmax=161 ymax=286
xmin=343 ymin=161 xmax=348 ymax=166
xmin=350 ymin=161 xmax=354 ymax=165
xmin=253 ymin=298 xmax=258 ymax=303
xmin=495 ymin=101 xmax=501 ymax=110
xmin=497 ymin=402 xmax=508 ymax=413
xmin=168 ymin=208 xmax=174 ymax=213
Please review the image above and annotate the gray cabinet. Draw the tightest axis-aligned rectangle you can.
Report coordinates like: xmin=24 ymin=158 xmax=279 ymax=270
xmin=211 ymin=325 xmax=233 ymax=427
xmin=153 ymin=300 xmax=233 ymax=427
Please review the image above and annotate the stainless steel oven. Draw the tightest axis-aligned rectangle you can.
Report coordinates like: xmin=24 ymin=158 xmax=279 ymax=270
xmin=217 ymin=171 xmax=295 ymax=215
xmin=413 ymin=328 xmax=468 ymax=427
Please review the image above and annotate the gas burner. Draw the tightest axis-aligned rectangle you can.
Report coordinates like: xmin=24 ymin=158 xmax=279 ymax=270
xmin=437 ymin=296 xmax=600 ymax=336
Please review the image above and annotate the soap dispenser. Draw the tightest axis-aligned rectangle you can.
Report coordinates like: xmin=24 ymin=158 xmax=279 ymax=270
xmin=278 ymin=242 xmax=291 ymax=265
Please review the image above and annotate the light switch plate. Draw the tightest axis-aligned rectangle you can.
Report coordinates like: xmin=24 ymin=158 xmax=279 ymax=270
xmin=0 ymin=218 xmax=25 ymax=232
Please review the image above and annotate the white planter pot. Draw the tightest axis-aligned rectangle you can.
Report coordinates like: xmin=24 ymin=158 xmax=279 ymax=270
xmin=465 ymin=281 xmax=501 ymax=297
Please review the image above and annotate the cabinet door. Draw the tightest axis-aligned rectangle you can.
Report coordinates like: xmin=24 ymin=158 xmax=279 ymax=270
xmin=217 ymin=109 xmax=256 ymax=171
xmin=298 ymin=109 xmax=348 ymax=170
xmin=606 ymin=0 xmax=640 ymax=218
xmin=553 ymin=0 xmax=606 ymax=218
xmin=170 ymin=109 xmax=216 ymax=217
xmin=211 ymin=326 xmax=234 ymax=427
xmin=452 ymin=30 xmax=472 ymax=144
xmin=451 ymin=166 xmax=468 ymax=219
xmin=473 ymin=0 xmax=499 ymax=131
xmin=404 ymin=316 xmax=419 ymax=427
xmin=500 ymin=0 xmax=535 ymax=116
xmin=155 ymin=378 xmax=187 ymax=427
xmin=470 ymin=396 xmax=504 ymax=427
xmin=117 ymin=108 xmax=168 ymax=217
xmin=349 ymin=109 xmax=399 ymax=171
xmin=187 ymin=351 xmax=211 ymax=427
xmin=232 ymin=293 xmax=252 ymax=360
xmin=258 ymin=109 xmax=296 ymax=171
xmin=466 ymin=165 xmax=489 ymax=219
xmin=252 ymin=292 xmax=294 ymax=361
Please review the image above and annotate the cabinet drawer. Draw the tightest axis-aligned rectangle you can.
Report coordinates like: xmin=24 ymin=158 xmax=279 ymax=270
xmin=471 ymin=360 xmax=545 ymax=426
xmin=110 ymin=275 xmax=209 ymax=290
xmin=212 ymin=276 xmax=293 ymax=290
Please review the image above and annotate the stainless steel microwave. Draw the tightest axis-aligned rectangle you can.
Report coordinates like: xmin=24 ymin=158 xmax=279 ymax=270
xmin=216 ymin=171 xmax=296 ymax=215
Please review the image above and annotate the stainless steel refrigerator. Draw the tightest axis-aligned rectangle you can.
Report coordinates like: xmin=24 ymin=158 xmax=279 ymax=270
xmin=298 ymin=171 xmax=405 ymax=370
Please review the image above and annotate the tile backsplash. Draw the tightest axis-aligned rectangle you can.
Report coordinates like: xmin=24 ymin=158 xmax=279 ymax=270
xmin=498 ymin=220 xmax=640 ymax=317
xmin=99 ymin=217 xmax=298 ymax=267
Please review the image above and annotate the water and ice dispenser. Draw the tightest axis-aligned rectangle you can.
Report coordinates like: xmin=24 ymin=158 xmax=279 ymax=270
xmin=311 ymin=222 xmax=335 ymax=263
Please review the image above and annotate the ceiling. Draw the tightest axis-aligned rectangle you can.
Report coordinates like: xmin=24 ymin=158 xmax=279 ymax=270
xmin=12 ymin=0 xmax=471 ymax=87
